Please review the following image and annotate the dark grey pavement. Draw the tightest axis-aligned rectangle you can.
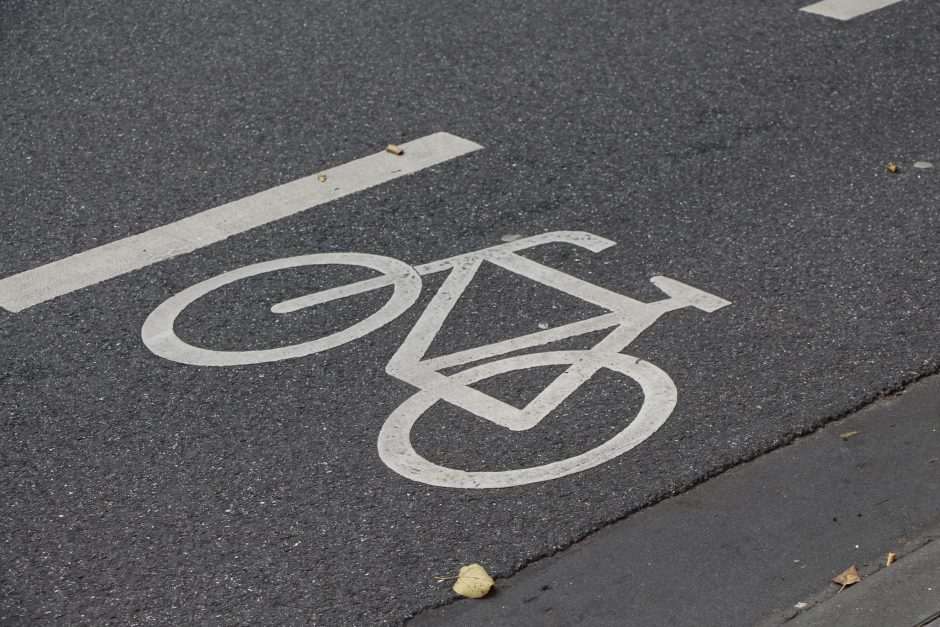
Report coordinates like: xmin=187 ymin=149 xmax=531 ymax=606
xmin=413 ymin=374 xmax=940 ymax=626
xmin=789 ymin=533 xmax=940 ymax=627
xmin=2 ymin=1 xmax=939 ymax=624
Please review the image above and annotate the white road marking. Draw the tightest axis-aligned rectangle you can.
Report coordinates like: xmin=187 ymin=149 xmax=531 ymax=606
xmin=0 ymin=132 xmax=482 ymax=313
xmin=143 ymin=231 xmax=731 ymax=488
xmin=378 ymin=351 xmax=678 ymax=489
xmin=800 ymin=0 xmax=906 ymax=20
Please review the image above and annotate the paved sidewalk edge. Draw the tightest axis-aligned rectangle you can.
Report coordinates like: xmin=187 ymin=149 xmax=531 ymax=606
xmin=407 ymin=363 xmax=940 ymax=623
xmin=782 ymin=526 xmax=940 ymax=626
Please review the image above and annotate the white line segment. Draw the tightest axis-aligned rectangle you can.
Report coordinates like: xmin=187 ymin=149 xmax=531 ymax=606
xmin=800 ymin=0 xmax=906 ymax=20
xmin=0 ymin=132 xmax=482 ymax=313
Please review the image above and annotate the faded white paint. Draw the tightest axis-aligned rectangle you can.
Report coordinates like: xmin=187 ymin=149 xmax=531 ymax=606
xmin=143 ymin=231 xmax=731 ymax=488
xmin=800 ymin=0 xmax=906 ymax=20
xmin=0 ymin=132 xmax=482 ymax=313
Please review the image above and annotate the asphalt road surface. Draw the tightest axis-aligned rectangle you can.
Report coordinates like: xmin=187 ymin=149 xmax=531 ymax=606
xmin=2 ymin=1 xmax=938 ymax=624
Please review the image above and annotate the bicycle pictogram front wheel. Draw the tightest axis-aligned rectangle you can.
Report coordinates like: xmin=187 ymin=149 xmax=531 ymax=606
xmin=377 ymin=350 xmax=678 ymax=489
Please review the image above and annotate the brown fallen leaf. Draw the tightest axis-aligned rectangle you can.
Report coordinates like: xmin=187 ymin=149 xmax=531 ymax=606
xmin=886 ymin=552 xmax=897 ymax=566
xmin=436 ymin=563 xmax=495 ymax=599
xmin=832 ymin=564 xmax=860 ymax=592
xmin=840 ymin=430 xmax=859 ymax=440
xmin=887 ymin=162 xmax=898 ymax=173
xmin=386 ymin=144 xmax=404 ymax=156
xmin=317 ymin=174 xmax=328 ymax=183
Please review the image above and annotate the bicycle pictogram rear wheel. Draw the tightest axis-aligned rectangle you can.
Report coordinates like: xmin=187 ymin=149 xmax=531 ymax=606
xmin=142 ymin=253 xmax=422 ymax=366
xmin=377 ymin=350 xmax=678 ymax=489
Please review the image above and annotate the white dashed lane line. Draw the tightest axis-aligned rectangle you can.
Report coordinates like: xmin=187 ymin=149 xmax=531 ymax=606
xmin=800 ymin=0 xmax=907 ymax=20
xmin=0 ymin=132 xmax=482 ymax=313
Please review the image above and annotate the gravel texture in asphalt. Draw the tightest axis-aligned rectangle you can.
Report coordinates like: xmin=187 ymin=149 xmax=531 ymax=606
xmin=1 ymin=0 xmax=938 ymax=624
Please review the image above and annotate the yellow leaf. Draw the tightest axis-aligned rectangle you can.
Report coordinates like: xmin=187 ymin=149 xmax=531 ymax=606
xmin=840 ymin=430 xmax=859 ymax=440
xmin=832 ymin=564 xmax=860 ymax=592
xmin=887 ymin=162 xmax=898 ymax=173
xmin=452 ymin=563 xmax=495 ymax=599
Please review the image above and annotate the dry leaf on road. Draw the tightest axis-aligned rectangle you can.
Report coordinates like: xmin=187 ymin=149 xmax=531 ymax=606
xmin=832 ymin=564 xmax=861 ymax=592
xmin=436 ymin=563 xmax=495 ymax=599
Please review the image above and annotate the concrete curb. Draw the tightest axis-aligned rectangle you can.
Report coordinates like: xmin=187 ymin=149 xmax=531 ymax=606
xmin=786 ymin=534 xmax=940 ymax=626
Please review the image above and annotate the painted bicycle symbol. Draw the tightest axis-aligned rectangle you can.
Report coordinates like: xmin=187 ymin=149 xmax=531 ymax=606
xmin=142 ymin=231 xmax=730 ymax=488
